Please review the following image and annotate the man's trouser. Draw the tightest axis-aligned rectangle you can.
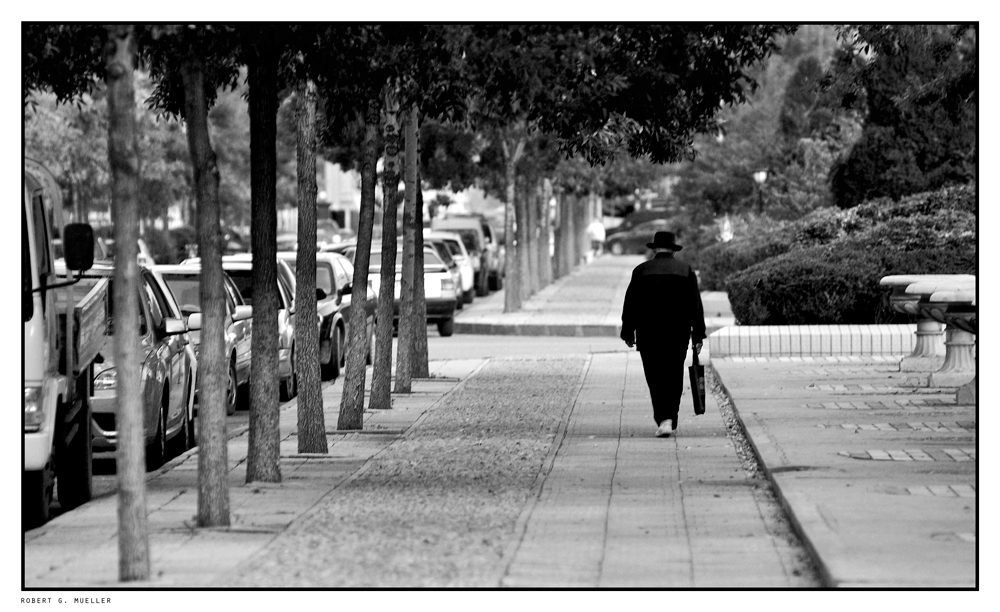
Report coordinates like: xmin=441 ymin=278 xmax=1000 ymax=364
xmin=637 ymin=343 xmax=688 ymax=426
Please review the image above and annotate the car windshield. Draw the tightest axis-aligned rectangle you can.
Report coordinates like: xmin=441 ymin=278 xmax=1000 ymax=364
xmin=451 ymin=229 xmax=479 ymax=252
xmin=316 ymin=264 xmax=334 ymax=295
xmin=162 ymin=276 xmax=201 ymax=314
xmin=444 ymin=240 xmax=463 ymax=257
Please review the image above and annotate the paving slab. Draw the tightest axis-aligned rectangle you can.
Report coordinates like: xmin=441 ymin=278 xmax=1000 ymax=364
xmin=500 ymin=351 xmax=814 ymax=587
xmin=713 ymin=357 xmax=977 ymax=587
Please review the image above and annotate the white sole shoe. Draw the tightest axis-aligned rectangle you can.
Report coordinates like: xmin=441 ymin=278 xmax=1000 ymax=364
xmin=655 ymin=423 xmax=672 ymax=437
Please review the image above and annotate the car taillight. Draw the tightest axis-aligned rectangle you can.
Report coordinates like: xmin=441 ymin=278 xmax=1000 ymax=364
xmin=441 ymin=278 xmax=455 ymax=293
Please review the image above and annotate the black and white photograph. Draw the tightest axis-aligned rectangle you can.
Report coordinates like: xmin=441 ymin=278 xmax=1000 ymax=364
xmin=15 ymin=12 xmax=983 ymax=599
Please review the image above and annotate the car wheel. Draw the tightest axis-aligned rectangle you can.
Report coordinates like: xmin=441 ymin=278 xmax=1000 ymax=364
xmin=464 ymin=289 xmax=474 ymax=304
xmin=610 ymin=241 xmax=623 ymax=255
xmin=226 ymin=359 xmax=238 ymax=416
xmin=280 ymin=346 xmax=298 ymax=401
xmin=322 ymin=326 xmax=341 ymax=381
xmin=23 ymin=456 xmax=55 ymax=529
xmin=168 ymin=392 xmax=191 ymax=459
xmin=437 ymin=316 xmax=455 ymax=337
xmin=145 ymin=397 xmax=166 ymax=471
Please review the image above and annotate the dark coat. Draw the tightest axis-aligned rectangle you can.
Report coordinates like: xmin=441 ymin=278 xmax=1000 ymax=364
xmin=621 ymin=252 xmax=706 ymax=348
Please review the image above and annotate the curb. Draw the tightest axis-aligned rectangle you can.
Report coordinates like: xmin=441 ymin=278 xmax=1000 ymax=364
xmin=710 ymin=364 xmax=837 ymax=588
xmin=454 ymin=323 xmax=729 ymax=338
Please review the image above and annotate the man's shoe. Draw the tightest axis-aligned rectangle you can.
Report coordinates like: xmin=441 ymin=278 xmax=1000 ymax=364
xmin=655 ymin=421 xmax=672 ymax=438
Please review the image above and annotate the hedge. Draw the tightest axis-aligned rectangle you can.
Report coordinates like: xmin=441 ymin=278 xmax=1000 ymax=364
xmin=726 ymin=212 xmax=976 ymax=325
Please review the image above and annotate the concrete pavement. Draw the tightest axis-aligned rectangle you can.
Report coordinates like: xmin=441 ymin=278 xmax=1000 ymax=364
xmin=21 ymin=254 xmax=977 ymax=588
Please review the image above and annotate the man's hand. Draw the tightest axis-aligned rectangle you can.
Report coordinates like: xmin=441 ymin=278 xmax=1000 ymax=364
xmin=694 ymin=342 xmax=703 ymax=355
xmin=620 ymin=329 xmax=634 ymax=348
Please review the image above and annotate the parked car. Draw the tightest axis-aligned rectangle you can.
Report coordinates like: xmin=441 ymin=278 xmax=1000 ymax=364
xmin=430 ymin=216 xmax=493 ymax=296
xmin=420 ymin=235 xmax=465 ymax=309
xmin=184 ymin=255 xmax=300 ymax=400
xmin=154 ymin=265 xmax=253 ymax=415
xmin=367 ymin=245 xmax=458 ymax=336
xmin=424 ymin=229 xmax=475 ymax=305
xmin=605 ymin=219 xmax=674 ymax=255
xmin=277 ymin=251 xmax=376 ymax=379
xmin=57 ymin=262 xmax=196 ymax=470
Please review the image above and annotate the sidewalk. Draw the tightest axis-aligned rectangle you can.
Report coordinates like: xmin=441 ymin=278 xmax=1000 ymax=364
xmin=455 ymin=254 xmax=736 ymax=336
xmin=23 ymin=359 xmax=486 ymax=587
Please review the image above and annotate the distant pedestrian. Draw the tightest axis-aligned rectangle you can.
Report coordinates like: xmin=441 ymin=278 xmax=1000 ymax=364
xmin=587 ymin=219 xmax=606 ymax=257
xmin=620 ymin=231 xmax=706 ymax=438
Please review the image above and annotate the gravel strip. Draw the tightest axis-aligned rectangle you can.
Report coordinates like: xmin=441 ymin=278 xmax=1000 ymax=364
xmin=224 ymin=356 xmax=586 ymax=587
xmin=709 ymin=366 xmax=823 ymax=586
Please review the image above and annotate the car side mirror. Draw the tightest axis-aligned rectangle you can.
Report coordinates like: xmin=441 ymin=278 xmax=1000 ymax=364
xmin=162 ymin=317 xmax=187 ymax=336
xmin=316 ymin=288 xmax=327 ymax=300
xmin=340 ymin=283 xmax=352 ymax=296
xmin=233 ymin=304 xmax=253 ymax=321
xmin=187 ymin=313 xmax=202 ymax=331
xmin=64 ymin=223 xmax=95 ymax=272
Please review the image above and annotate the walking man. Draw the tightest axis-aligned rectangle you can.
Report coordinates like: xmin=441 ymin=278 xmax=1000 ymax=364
xmin=620 ymin=231 xmax=706 ymax=438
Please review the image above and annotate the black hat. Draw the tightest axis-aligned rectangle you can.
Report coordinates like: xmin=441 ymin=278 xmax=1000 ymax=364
xmin=647 ymin=231 xmax=682 ymax=251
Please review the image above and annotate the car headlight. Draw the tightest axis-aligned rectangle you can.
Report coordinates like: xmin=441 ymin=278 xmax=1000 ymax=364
xmin=94 ymin=367 xmax=118 ymax=391
xmin=24 ymin=386 xmax=43 ymax=432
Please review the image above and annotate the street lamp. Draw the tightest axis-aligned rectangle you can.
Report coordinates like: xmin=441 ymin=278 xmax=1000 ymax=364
xmin=753 ymin=170 xmax=767 ymax=214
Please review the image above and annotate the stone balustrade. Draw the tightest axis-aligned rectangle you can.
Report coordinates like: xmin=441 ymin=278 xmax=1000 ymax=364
xmin=881 ymin=274 xmax=976 ymax=403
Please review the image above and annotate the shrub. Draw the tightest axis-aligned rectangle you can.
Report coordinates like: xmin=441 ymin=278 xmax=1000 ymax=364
xmin=727 ymin=212 xmax=976 ymax=325
xmin=698 ymin=235 xmax=791 ymax=291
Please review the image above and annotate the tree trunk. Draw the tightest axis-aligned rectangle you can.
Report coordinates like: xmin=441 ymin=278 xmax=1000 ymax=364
xmin=538 ymin=178 xmax=553 ymax=289
xmin=526 ymin=176 xmax=540 ymax=296
xmin=245 ymin=42 xmax=281 ymax=483
xmin=338 ymin=100 xmax=379 ymax=430
xmin=564 ymin=195 xmax=576 ymax=274
xmin=105 ymin=24 xmax=149 ymax=582
xmin=294 ymin=79 xmax=326 ymax=454
xmin=501 ymin=132 xmax=525 ymax=313
xmin=517 ymin=178 xmax=532 ymax=302
xmin=412 ymin=182 xmax=429 ymax=378
xmin=370 ymin=89 xmax=402 ymax=411
xmin=394 ymin=105 xmax=418 ymax=394
xmin=552 ymin=191 xmax=563 ymax=280
xmin=180 ymin=42 xmax=230 ymax=529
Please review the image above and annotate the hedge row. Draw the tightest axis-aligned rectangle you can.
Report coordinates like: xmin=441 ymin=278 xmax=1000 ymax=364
xmin=722 ymin=183 xmax=976 ymax=325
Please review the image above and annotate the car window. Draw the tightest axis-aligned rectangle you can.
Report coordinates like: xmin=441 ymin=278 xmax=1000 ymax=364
xmin=332 ymin=258 xmax=352 ymax=289
xmin=141 ymin=275 xmax=164 ymax=331
xmin=277 ymin=275 xmax=293 ymax=310
xmin=223 ymin=275 xmax=240 ymax=311
xmin=444 ymin=240 xmax=463 ymax=257
xmin=316 ymin=263 xmax=335 ymax=295
xmin=430 ymin=241 xmax=454 ymax=266
xmin=226 ymin=271 xmax=253 ymax=304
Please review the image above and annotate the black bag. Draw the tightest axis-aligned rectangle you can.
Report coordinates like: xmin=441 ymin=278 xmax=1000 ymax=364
xmin=689 ymin=349 xmax=705 ymax=415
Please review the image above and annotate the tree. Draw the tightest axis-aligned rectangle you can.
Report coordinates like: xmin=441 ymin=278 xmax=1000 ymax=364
xmin=827 ymin=25 xmax=977 ymax=208
xmin=241 ymin=27 xmax=283 ymax=483
xmin=146 ymin=23 xmax=241 ymax=528
xmin=293 ymin=75 xmax=327 ymax=453
xmin=24 ymin=22 xmax=154 ymax=582
xmin=104 ymin=23 xmax=150 ymax=583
